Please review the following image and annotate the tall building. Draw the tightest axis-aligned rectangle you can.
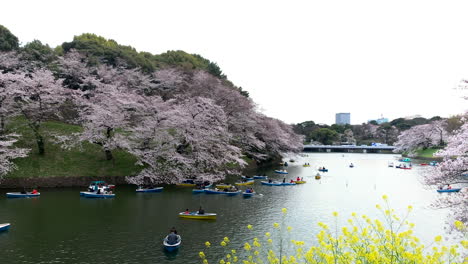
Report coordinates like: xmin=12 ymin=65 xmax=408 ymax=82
xmin=335 ymin=113 xmax=350 ymax=125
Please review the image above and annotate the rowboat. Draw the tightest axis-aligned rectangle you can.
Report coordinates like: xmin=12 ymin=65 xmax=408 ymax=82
xmin=192 ymin=189 xmax=206 ymax=194
xmin=349 ymin=165 xmax=354 ymax=168
xmin=420 ymin=163 xmax=429 ymax=166
xmin=163 ymin=235 xmax=181 ymax=252
xmin=315 ymin=175 xmax=321 ymax=180
xmin=282 ymin=182 xmax=296 ymax=186
xmin=215 ymin=184 xmax=232 ymax=189
xmin=399 ymin=158 xmax=411 ymax=162
xmin=261 ymin=181 xmax=282 ymax=186
xmin=80 ymin=191 xmax=115 ymax=198
xmin=318 ymin=169 xmax=328 ymax=172
xmin=178 ymin=212 xmax=217 ymax=220
xmin=396 ymin=166 xmax=412 ymax=170
xmin=136 ymin=187 xmax=163 ymax=193
xmin=0 ymin=223 xmax=11 ymax=232
xmin=253 ymin=175 xmax=268 ymax=179
xmin=436 ymin=188 xmax=461 ymax=193
xmin=242 ymin=191 xmax=255 ymax=197
xmin=294 ymin=181 xmax=307 ymax=184
xmin=274 ymin=170 xmax=288 ymax=174
xmin=241 ymin=176 xmax=254 ymax=180
xmin=235 ymin=181 xmax=254 ymax=186
xmin=176 ymin=183 xmax=196 ymax=187
xmin=204 ymin=189 xmax=241 ymax=196
xmin=303 ymin=164 xmax=310 ymax=167
xmin=6 ymin=192 xmax=40 ymax=198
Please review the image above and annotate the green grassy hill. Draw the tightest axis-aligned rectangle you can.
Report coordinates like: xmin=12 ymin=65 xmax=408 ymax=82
xmin=6 ymin=118 xmax=142 ymax=179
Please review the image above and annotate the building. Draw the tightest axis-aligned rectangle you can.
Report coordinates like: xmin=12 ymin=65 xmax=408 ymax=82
xmin=368 ymin=117 xmax=389 ymax=124
xmin=335 ymin=113 xmax=350 ymax=125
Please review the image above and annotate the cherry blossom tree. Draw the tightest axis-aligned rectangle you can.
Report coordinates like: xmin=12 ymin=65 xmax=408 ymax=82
xmin=126 ymin=96 xmax=246 ymax=185
xmin=0 ymin=133 xmax=29 ymax=180
xmin=422 ymin=121 xmax=468 ymax=230
xmin=393 ymin=121 xmax=447 ymax=155
xmin=0 ymin=68 xmax=75 ymax=155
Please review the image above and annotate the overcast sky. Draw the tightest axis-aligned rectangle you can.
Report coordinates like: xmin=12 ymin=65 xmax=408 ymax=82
xmin=2 ymin=0 xmax=468 ymax=124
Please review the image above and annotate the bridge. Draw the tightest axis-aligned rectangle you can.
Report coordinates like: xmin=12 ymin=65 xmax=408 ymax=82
xmin=303 ymin=144 xmax=396 ymax=153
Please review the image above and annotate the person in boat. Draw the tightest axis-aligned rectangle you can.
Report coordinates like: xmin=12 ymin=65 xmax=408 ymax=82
xmin=283 ymin=178 xmax=286 ymax=183
xmin=184 ymin=209 xmax=190 ymax=215
xmin=167 ymin=230 xmax=179 ymax=245
xmin=268 ymin=179 xmax=272 ymax=183
xmin=170 ymin=227 xmax=178 ymax=234
xmin=198 ymin=206 xmax=205 ymax=215
xmin=290 ymin=179 xmax=294 ymax=183
xmin=31 ymin=189 xmax=38 ymax=194
xmin=301 ymin=177 xmax=303 ymax=181
xmin=447 ymin=184 xmax=452 ymax=190
xmin=296 ymin=177 xmax=300 ymax=181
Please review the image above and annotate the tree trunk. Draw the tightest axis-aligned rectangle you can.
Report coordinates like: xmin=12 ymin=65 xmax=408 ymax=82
xmin=105 ymin=149 xmax=113 ymax=161
xmin=37 ymin=134 xmax=45 ymax=155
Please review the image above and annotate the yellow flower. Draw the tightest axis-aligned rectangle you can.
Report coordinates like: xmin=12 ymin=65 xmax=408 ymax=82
xmin=454 ymin=220 xmax=465 ymax=231
xmin=273 ymin=222 xmax=280 ymax=228
xmin=407 ymin=205 xmax=413 ymax=211
xmin=267 ymin=238 xmax=273 ymax=244
xmin=203 ymin=259 xmax=208 ymax=264
xmin=205 ymin=241 xmax=211 ymax=248
xmin=244 ymin=242 xmax=251 ymax=251
xmin=375 ymin=204 xmax=381 ymax=209
xmin=332 ymin=211 xmax=338 ymax=217
xmin=219 ymin=260 xmax=225 ymax=264
xmin=265 ymin=232 xmax=271 ymax=237
xmin=231 ymin=249 xmax=236 ymax=254
xmin=223 ymin=237 xmax=230 ymax=242
xmin=282 ymin=208 xmax=287 ymax=214
xmin=220 ymin=241 xmax=227 ymax=247
xmin=434 ymin=235 xmax=442 ymax=243
xmin=226 ymin=254 xmax=231 ymax=259
xmin=199 ymin=251 xmax=206 ymax=259
xmin=382 ymin=194 xmax=388 ymax=200
xmin=247 ymin=224 xmax=253 ymax=230
xmin=351 ymin=212 xmax=357 ymax=217
xmin=287 ymin=226 xmax=292 ymax=232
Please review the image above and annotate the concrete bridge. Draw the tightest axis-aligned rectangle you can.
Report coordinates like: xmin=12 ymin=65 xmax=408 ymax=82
xmin=303 ymin=144 xmax=396 ymax=153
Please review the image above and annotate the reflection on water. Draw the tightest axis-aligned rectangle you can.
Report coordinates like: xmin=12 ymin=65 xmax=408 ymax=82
xmin=0 ymin=153 xmax=449 ymax=263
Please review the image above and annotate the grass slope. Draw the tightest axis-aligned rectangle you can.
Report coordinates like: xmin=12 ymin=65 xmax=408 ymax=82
xmin=6 ymin=118 xmax=142 ymax=178
xmin=413 ymin=148 xmax=439 ymax=159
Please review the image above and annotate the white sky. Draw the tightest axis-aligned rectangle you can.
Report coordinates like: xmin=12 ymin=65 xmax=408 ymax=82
xmin=2 ymin=0 xmax=468 ymax=125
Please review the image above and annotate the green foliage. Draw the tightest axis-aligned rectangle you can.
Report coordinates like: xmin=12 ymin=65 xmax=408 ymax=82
xmin=61 ymin=34 xmax=230 ymax=80
xmin=330 ymin=124 xmax=351 ymax=134
xmin=310 ymin=128 xmax=338 ymax=145
xmin=62 ymin=33 xmax=155 ymax=72
xmin=21 ymin=40 xmax=56 ymax=65
xmin=390 ymin=117 xmax=435 ymax=131
xmin=0 ymin=25 xmax=19 ymax=51
xmin=6 ymin=118 xmax=142 ymax=178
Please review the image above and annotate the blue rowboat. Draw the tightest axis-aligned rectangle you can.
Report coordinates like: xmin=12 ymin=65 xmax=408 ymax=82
xmin=241 ymin=176 xmax=255 ymax=180
xmin=136 ymin=187 xmax=163 ymax=193
xmin=318 ymin=169 xmax=328 ymax=172
xmin=163 ymin=235 xmax=181 ymax=252
xmin=192 ymin=189 xmax=205 ymax=194
xmin=274 ymin=170 xmax=288 ymax=174
xmin=436 ymin=188 xmax=461 ymax=193
xmin=6 ymin=192 xmax=40 ymax=198
xmin=243 ymin=192 xmax=255 ymax=197
xmin=253 ymin=175 xmax=268 ymax=179
xmin=281 ymin=182 xmax=296 ymax=186
xmin=0 ymin=223 xmax=11 ymax=232
xmin=204 ymin=189 xmax=241 ymax=196
xmin=80 ymin=191 xmax=115 ymax=198
xmin=261 ymin=181 xmax=283 ymax=186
